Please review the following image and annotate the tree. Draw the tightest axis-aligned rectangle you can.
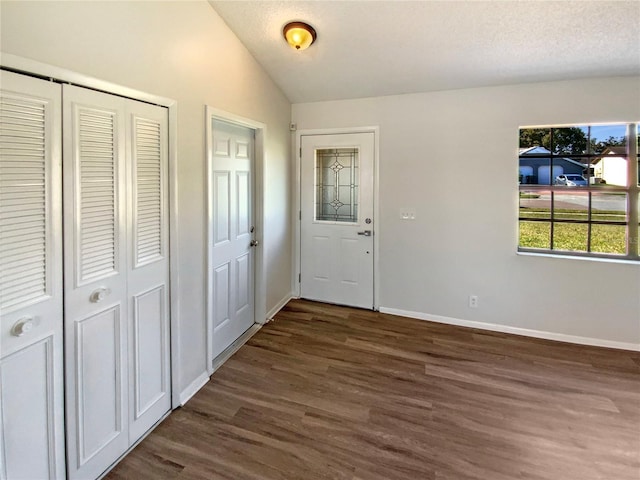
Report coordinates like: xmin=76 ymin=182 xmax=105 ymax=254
xmin=520 ymin=128 xmax=626 ymax=155
xmin=519 ymin=127 xmax=588 ymax=155
xmin=590 ymin=135 xmax=625 ymax=154
xmin=519 ymin=128 xmax=548 ymax=150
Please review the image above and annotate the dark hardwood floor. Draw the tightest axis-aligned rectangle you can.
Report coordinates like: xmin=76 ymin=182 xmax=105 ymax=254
xmin=106 ymin=299 xmax=640 ymax=480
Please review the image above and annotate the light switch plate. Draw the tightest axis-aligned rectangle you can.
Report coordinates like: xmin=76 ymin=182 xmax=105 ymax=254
xmin=400 ymin=208 xmax=416 ymax=220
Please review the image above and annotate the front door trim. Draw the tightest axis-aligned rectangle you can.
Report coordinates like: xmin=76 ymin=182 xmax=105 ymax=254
xmin=295 ymin=127 xmax=380 ymax=310
xmin=205 ymin=106 xmax=266 ymax=374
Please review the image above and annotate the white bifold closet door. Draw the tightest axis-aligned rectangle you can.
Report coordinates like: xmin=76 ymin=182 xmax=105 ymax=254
xmin=63 ymin=85 xmax=170 ymax=480
xmin=0 ymin=71 xmax=66 ymax=480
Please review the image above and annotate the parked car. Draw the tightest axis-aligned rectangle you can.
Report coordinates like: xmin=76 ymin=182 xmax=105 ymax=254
xmin=554 ymin=174 xmax=588 ymax=186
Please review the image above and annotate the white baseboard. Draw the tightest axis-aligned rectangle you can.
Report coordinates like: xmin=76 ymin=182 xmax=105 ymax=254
xmin=265 ymin=292 xmax=295 ymax=322
xmin=178 ymin=371 xmax=210 ymax=406
xmin=379 ymin=306 xmax=640 ymax=352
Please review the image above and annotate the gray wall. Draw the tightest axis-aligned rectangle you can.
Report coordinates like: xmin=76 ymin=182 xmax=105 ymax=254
xmin=293 ymin=77 xmax=640 ymax=347
xmin=1 ymin=0 xmax=293 ymax=399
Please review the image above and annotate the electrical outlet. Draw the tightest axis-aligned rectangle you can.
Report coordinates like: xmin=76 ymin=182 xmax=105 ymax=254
xmin=469 ymin=295 xmax=478 ymax=308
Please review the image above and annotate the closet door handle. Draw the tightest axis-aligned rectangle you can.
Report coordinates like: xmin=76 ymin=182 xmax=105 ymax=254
xmin=11 ymin=316 xmax=35 ymax=337
xmin=90 ymin=287 xmax=111 ymax=303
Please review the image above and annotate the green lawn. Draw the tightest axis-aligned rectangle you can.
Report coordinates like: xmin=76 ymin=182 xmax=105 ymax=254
xmin=519 ymin=221 xmax=626 ymax=254
xmin=519 ymin=207 xmax=627 ymax=254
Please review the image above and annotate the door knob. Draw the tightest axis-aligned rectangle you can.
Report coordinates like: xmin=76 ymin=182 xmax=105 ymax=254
xmin=250 ymin=240 xmax=259 ymax=247
xmin=357 ymin=230 xmax=372 ymax=236
xmin=90 ymin=287 xmax=111 ymax=303
xmin=11 ymin=317 xmax=34 ymax=337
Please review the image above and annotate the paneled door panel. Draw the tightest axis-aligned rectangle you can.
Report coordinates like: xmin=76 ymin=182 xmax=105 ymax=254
xmin=210 ymin=120 xmax=255 ymax=360
xmin=75 ymin=306 xmax=124 ymax=465
xmin=339 ymin=238 xmax=359 ymax=284
xmin=0 ymin=338 xmax=58 ymax=480
xmin=236 ymin=253 xmax=250 ymax=311
xmin=236 ymin=171 xmax=250 ymax=236
xmin=213 ymin=262 xmax=231 ymax=330
xmin=213 ymin=171 xmax=231 ymax=245
xmin=300 ymin=133 xmax=375 ymax=309
xmin=132 ymin=286 xmax=166 ymax=418
xmin=0 ymin=71 xmax=65 ymax=480
xmin=63 ymin=84 xmax=129 ymax=480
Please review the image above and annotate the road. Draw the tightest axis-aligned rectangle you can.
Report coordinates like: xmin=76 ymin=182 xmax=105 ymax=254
xmin=524 ymin=192 xmax=626 ymax=212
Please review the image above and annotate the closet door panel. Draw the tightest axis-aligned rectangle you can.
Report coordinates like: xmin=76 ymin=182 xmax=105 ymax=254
xmin=0 ymin=71 xmax=65 ymax=480
xmin=130 ymin=286 xmax=166 ymax=425
xmin=74 ymin=306 xmax=124 ymax=464
xmin=127 ymin=102 xmax=170 ymax=442
xmin=0 ymin=339 xmax=57 ymax=480
xmin=63 ymin=85 xmax=129 ymax=480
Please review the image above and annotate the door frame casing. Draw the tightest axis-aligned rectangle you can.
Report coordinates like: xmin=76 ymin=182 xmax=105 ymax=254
xmin=0 ymin=53 xmax=182 ymax=408
xmin=205 ymin=106 xmax=266 ymax=375
xmin=294 ymin=127 xmax=380 ymax=310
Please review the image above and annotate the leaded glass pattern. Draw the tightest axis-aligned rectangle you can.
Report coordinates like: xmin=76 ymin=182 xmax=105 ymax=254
xmin=315 ymin=148 xmax=358 ymax=222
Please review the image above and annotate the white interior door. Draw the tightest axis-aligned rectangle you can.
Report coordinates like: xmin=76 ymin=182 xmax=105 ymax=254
xmin=209 ymin=119 xmax=255 ymax=360
xmin=300 ymin=132 xmax=375 ymax=309
xmin=63 ymin=85 xmax=170 ymax=480
xmin=0 ymin=71 xmax=66 ymax=480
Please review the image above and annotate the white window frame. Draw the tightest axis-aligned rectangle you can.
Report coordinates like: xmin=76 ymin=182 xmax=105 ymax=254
xmin=518 ymin=123 xmax=638 ymax=261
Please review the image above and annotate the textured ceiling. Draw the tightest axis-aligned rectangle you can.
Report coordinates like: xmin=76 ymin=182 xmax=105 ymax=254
xmin=209 ymin=1 xmax=640 ymax=104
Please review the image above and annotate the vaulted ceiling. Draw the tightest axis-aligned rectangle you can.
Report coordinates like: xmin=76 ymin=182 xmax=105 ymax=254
xmin=209 ymin=0 xmax=640 ymax=104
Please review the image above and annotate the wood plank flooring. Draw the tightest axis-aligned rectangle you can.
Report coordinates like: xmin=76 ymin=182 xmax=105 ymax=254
xmin=106 ymin=299 xmax=640 ymax=480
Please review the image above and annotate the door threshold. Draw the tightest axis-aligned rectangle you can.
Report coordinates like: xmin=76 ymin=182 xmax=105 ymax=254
xmin=211 ymin=323 xmax=261 ymax=374
xmin=300 ymin=297 xmax=376 ymax=311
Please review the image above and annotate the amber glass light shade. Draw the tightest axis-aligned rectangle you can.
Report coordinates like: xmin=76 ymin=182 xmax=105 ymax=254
xmin=283 ymin=22 xmax=317 ymax=51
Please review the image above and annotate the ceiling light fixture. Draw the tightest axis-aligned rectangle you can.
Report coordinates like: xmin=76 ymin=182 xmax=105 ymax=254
xmin=283 ymin=21 xmax=316 ymax=51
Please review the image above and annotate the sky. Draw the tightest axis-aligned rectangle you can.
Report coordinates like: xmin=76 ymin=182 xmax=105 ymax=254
xmin=580 ymin=124 xmax=628 ymax=142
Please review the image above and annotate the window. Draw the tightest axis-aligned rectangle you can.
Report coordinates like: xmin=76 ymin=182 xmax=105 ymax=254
xmin=315 ymin=148 xmax=359 ymax=222
xmin=518 ymin=123 xmax=639 ymax=260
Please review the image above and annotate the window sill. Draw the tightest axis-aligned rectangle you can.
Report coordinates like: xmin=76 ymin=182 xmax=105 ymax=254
xmin=517 ymin=250 xmax=640 ymax=265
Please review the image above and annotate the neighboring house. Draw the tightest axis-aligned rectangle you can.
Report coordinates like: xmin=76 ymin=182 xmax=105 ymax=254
xmin=519 ymin=146 xmax=586 ymax=185
xmin=592 ymin=146 xmax=628 ymax=186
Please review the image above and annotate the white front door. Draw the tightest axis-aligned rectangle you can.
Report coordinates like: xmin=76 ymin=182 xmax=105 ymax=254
xmin=209 ymin=119 xmax=255 ymax=360
xmin=300 ymin=132 xmax=375 ymax=309
xmin=0 ymin=70 xmax=66 ymax=480
xmin=63 ymin=85 xmax=170 ymax=480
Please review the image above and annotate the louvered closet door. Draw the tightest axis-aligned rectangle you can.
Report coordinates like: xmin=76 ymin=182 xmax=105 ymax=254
xmin=126 ymin=99 xmax=170 ymax=443
xmin=63 ymin=84 xmax=170 ymax=480
xmin=63 ymin=85 xmax=129 ymax=480
xmin=0 ymin=71 xmax=65 ymax=479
